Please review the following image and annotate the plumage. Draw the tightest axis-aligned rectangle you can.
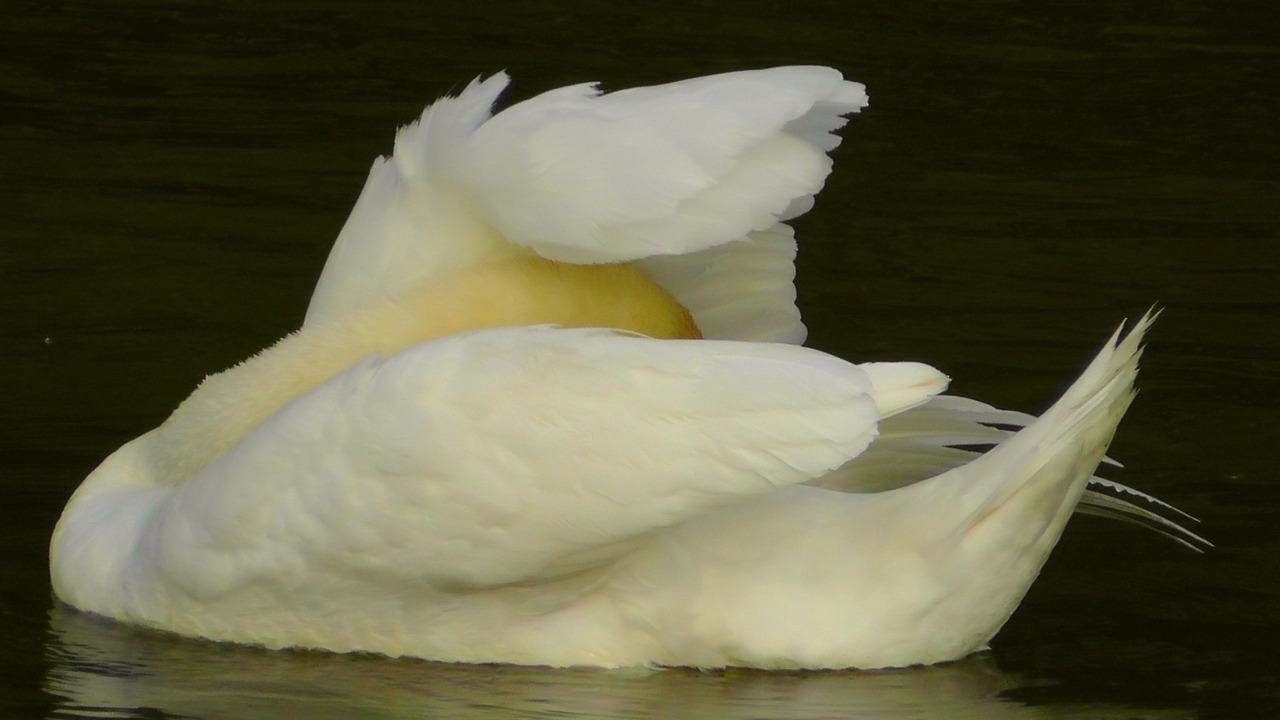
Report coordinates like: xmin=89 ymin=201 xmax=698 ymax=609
xmin=50 ymin=67 xmax=1203 ymax=670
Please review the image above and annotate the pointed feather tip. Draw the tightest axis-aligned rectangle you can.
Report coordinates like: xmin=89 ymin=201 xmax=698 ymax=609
xmin=390 ymin=71 xmax=514 ymax=175
xmin=1081 ymin=480 xmax=1214 ymax=553
xmin=1089 ymin=307 xmax=1213 ymax=553
xmin=439 ymin=70 xmax=512 ymax=106
xmin=1115 ymin=306 xmax=1162 ymax=350
xmin=1078 ymin=308 xmax=1158 ymax=393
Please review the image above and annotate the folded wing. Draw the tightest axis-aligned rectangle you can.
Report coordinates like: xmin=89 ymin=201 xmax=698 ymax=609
xmin=150 ymin=327 xmax=944 ymax=599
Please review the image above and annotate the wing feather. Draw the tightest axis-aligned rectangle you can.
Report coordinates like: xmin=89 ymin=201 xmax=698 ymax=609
xmin=153 ymin=327 xmax=943 ymax=596
xmin=305 ymin=68 xmax=868 ymax=331
xmin=637 ymin=224 xmax=805 ymax=343
xmin=454 ymin=66 xmax=866 ymax=262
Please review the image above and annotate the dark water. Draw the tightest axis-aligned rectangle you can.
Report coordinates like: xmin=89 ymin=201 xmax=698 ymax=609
xmin=4 ymin=0 xmax=1278 ymax=717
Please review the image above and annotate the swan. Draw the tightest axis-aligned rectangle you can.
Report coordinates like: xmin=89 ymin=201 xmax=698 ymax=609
xmin=49 ymin=67 xmax=1205 ymax=669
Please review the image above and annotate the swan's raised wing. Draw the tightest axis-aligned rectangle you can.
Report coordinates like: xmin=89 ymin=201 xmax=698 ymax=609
xmin=451 ymin=67 xmax=865 ymax=263
xmin=305 ymin=67 xmax=868 ymax=341
xmin=151 ymin=327 xmax=944 ymax=597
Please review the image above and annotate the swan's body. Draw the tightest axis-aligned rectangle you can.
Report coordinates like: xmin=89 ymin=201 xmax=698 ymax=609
xmin=50 ymin=67 xmax=1202 ymax=669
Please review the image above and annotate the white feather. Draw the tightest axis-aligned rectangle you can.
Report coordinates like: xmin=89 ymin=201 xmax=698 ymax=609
xmin=305 ymin=67 xmax=866 ymax=331
xmin=637 ymin=224 xmax=805 ymax=342
xmin=51 ymin=68 xmax=1199 ymax=670
xmin=51 ymin=327 xmax=946 ymax=661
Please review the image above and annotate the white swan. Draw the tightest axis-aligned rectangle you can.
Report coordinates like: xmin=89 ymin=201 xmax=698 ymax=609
xmin=49 ymin=67 xmax=1204 ymax=669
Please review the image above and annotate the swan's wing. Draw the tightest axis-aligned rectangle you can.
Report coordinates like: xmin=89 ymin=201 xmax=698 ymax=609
xmin=305 ymin=67 xmax=868 ymax=334
xmin=454 ymin=66 xmax=866 ymax=262
xmin=154 ymin=327 xmax=945 ymax=597
xmin=304 ymin=74 xmax=516 ymax=327
xmin=809 ymin=396 xmax=1037 ymax=493
xmin=637 ymin=224 xmax=806 ymax=343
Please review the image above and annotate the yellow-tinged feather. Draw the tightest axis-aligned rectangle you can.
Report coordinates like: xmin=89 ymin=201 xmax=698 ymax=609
xmin=155 ymin=257 xmax=701 ymax=484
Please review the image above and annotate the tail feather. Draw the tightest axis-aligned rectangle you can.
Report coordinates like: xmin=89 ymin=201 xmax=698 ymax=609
xmin=916 ymin=314 xmax=1161 ymax=559
xmin=813 ymin=314 xmax=1203 ymax=551
xmin=1079 ymin=481 xmax=1211 ymax=551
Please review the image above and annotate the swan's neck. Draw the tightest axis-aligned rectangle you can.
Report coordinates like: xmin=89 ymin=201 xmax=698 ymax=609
xmin=152 ymin=257 xmax=700 ymax=484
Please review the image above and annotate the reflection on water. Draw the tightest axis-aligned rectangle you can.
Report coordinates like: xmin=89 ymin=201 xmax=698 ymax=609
xmin=46 ymin=605 xmax=1189 ymax=720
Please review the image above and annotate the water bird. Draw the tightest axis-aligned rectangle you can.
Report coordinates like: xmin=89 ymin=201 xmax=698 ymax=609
xmin=50 ymin=67 xmax=1205 ymax=669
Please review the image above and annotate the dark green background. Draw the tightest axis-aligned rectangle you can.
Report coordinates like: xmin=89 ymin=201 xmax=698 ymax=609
xmin=4 ymin=0 xmax=1277 ymax=717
